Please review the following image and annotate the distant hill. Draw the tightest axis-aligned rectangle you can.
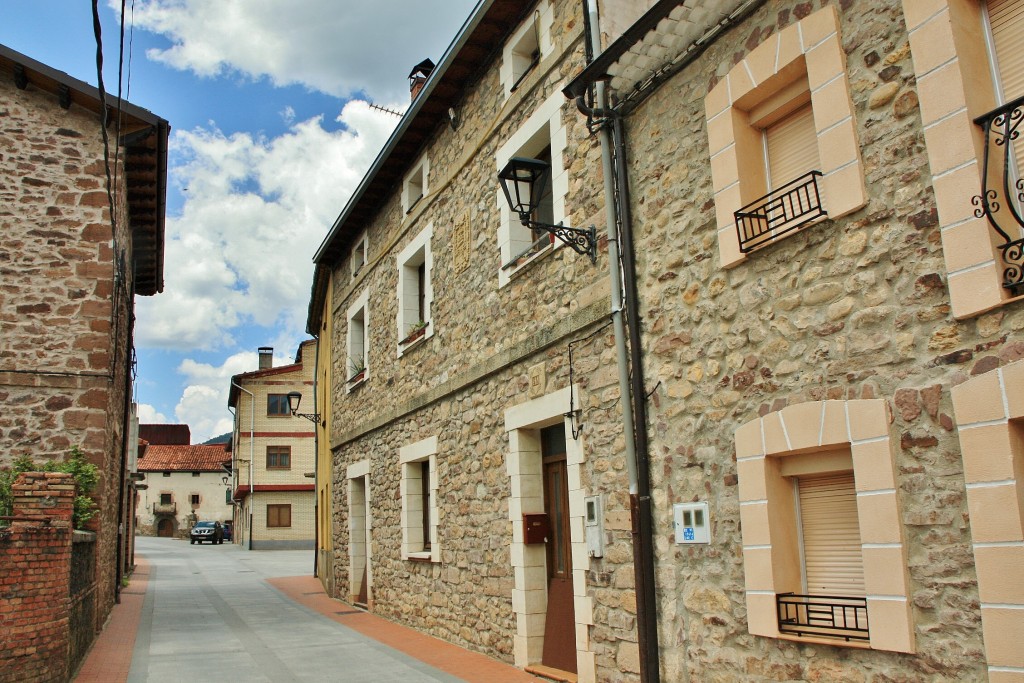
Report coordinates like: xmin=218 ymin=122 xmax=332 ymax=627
xmin=202 ymin=433 xmax=232 ymax=445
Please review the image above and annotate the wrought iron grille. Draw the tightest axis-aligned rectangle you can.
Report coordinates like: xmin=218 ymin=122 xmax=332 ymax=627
xmin=776 ymin=593 xmax=869 ymax=642
xmin=972 ymin=94 xmax=1024 ymax=296
xmin=734 ymin=171 xmax=827 ymax=253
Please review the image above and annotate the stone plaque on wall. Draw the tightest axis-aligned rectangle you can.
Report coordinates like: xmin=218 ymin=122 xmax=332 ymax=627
xmin=528 ymin=362 xmax=546 ymax=399
xmin=453 ymin=210 xmax=470 ymax=274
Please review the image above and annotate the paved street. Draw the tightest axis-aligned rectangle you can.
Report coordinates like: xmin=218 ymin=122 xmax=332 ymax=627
xmin=100 ymin=537 xmax=538 ymax=683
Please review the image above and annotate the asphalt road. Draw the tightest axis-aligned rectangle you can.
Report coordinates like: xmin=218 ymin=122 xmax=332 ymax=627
xmin=128 ymin=537 xmax=465 ymax=683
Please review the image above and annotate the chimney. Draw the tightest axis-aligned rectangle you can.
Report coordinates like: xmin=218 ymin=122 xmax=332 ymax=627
xmin=258 ymin=347 xmax=273 ymax=370
xmin=408 ymin=58 xmax=435 ymax=101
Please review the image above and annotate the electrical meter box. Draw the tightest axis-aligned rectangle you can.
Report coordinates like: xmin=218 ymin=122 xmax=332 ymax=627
xmin=673 ymin=502 xmax=710 ymax=544
xmin=584 ymin=495 xmax=604 ymax=558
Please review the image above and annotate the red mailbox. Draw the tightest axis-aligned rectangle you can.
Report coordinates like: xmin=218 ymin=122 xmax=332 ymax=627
xmin=522 ymin=513 xmax=549 ymax=544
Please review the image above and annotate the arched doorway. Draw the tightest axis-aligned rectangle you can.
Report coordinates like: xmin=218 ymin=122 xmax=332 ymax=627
xmin=157 ymin=518 xmax=174 ymax=537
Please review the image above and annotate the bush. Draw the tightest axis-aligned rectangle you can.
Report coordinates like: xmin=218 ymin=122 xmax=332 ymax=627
xmin=0 ymin=447 xmax=99 ymax=529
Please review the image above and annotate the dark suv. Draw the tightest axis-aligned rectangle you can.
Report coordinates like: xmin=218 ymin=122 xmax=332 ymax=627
xmin=190 ymin=521 xmax=224 ymax=545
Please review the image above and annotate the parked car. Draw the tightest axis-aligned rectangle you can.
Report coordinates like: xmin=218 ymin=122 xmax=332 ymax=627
xmin=190 ymin=521 xmax=224 ymax=545
xmin=221 ymin=522 xmax=232 ymax=542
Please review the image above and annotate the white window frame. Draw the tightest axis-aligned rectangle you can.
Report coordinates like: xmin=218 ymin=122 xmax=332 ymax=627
xmin=351 ymin=233 xmax=367 ymax=279
xmin=396 ymin=223 xmax=434 ymax=356
xmin=495 ymin=90 xmax=569 ymax=288
xmin=399 ymin=436 xmax=439 ymax=562
xmin=500 ymin=2 xmax=554 ymax=95
xmin=346 ymin=290 xmax=369 ymax=391
xmin=402 ymin=156 xmax=429 ymax=215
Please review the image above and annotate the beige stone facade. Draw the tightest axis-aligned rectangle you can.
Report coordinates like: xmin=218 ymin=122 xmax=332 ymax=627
xmin=306 ymin=0 xmax=1024 ymax=680
xmin=0 ymin=44 xmax=167 ymax=644
xmin=229 ymin=342 xmax=317 ymax=550
xmin=136 ymin=443 xmax=233 ymax=537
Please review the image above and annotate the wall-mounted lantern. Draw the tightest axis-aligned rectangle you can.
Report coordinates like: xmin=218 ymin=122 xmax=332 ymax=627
xmin=286 ymin=391 xmax=323 ymax=426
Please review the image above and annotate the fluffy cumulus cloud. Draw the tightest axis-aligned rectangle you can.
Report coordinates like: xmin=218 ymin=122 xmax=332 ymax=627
xmin=136 ymin=403 xmax=170 ymax=424
xmin=124 ymin=0 xmax=477 ymax=102
xmin=135 ymin=101 xmax=399 ymax=350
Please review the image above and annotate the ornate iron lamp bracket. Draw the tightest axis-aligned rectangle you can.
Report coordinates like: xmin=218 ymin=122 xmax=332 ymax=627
xmin=972 ymin=94 xmax=1024 ymax=294
xmin=519 ymin=215 xmax=598 ymax=263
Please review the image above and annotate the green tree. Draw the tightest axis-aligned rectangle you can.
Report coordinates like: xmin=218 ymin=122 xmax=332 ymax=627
xmin=0 ymin=447 xmax=99 ymax=529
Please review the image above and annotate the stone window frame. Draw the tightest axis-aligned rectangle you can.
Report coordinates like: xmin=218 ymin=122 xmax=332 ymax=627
xmin=399 ymin=436 xmax=439 ymax=563
xmin=402 ymin=155 xmax=429 ymax=216
xmin=500 ymin=1 xmax=554 ymax=96
xmin=705 ymin=5 xmax=866 ymax=268
xmin=901 ymin=1 xmax=1024 ymax=319
xmin=735 ymin=399 xmax=915 ymax=653
xmin=396 ymin=223 xmax=434 ymax=357
xmin=951 ymin=360 xmax=1024 ymax=675
xmin=190 ymin=493 xmax=200 ymax=506
xmin=495 ymin=90 xmax=570 ymax=288
xmin=346 ymin=290 xmax=370 ymax=392
xmin=347 ymin=459 xmax=372 ymax=607
xmin=504 ymin=385 xmax=596 ymax=682
xmin=351 ymin=232 xmax=367 ymax=279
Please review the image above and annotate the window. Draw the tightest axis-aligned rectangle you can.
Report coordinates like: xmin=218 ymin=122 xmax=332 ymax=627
xmin=162 ymin=471 xmax=171 ymax=477
xmin=397 ymin=224 xmax=433 ymax=352
xmin=192 ymin=472 xmax=201 ymax=477
xmin=501 ymin=5 xmax=553 ymax=95
xmin=267 ymin=394 xmax=290 ymax=416
xmin=346 ymin=291 xmax=369 ymax=388
xmin=496 ymin=91 xmax=568 ymax=285
xmin=160 ymin=493 xmax=172 ymax=505
xmin=351 ymin=234 xmax=367 ymax=278
xmin=190 ymin=494 xmax=200 ymax=506
xmin=266 ymin=446 xmax=291 ymax=470
xmin=267 ymin=504 xmax=291 ymax=528
xmin=705 ymin=6 xmax=865 ymax=267
xmin=402 ymin=157 xmax=429 ymax=215
xmin=399 ymin=436 xmax=438 ymax=561
xmin=735 ymin=399 xmax=914 ymax=652
xmin=225 ymin=488 xmax=233 ymax=505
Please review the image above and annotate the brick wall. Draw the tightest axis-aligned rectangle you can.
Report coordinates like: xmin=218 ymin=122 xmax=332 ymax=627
xmin=0 ymin=472 xmax=75 ymax=683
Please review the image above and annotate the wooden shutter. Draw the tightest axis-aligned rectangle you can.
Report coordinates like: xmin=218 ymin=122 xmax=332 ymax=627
xmin=798 ymin=472 xmax=865 ymax=597
xmin=765 ymin=103 xmax=819 ymax=190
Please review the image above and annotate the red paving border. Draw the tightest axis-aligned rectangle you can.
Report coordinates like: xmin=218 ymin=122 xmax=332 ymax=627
xmin=73 ymin=556 xmax=150 ymax=683
xmin=268 ymin=575 xmax=545 ymax=683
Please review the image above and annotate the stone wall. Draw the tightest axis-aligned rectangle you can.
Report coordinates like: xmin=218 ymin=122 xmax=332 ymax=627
xmin=622 ymin=0 xmax=1008 ymax=679
xmin=0 ymin=473 xmax=75 ymax=683
xmin=1 ymin=71 xmax=137 ymax=645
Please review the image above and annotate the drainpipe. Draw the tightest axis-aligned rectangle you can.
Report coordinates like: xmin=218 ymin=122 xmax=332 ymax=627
xmin=311 ymin=334 xmax=321 ymax=578
xmin=578 ymin=2 xmax=662 ymax=681
xmin=231 ymin=380 xmax=255 ymax=550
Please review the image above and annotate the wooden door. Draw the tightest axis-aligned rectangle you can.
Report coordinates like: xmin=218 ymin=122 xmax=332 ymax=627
xmin=157 ymin=518 xmax=174 ymax=537
xmin=540 ymin=426 xmax=577 ymax=674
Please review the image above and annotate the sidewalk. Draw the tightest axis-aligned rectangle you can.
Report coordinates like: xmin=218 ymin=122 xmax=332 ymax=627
xmin=268 ymin=575 xmax=543 ymax=683
xmin=74 ymin=552 xmax=543 ymax=683
xmin=74 ymin=557 xmax=150 ymax=683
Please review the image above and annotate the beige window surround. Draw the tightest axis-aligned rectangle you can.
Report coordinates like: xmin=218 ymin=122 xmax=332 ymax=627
xmin=735 ymin=399 xmax=914 ymax=653
xmin=951 ymin=360 xmax=1024 ymax=676
xmin=706 ymin=5 xmax=866 ymax=268
xmin=902 ymin=0 xmax=1024 ymax=318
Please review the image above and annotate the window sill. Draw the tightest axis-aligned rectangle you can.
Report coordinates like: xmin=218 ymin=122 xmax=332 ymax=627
xmin=407 ymin=551 xmax=435 ymax=563
xmin=774 ymin=633 xmax=871 ymax=650
xmin=399 ymin=327 xmax=431 ymax=357
xmin=347 ymin=373 xmax=367 ymax=392
xmin=503 ymin=241 xmax=555 ymax=280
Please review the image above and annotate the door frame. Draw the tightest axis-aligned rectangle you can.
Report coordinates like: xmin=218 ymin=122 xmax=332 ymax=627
xmin=347 ymin=459 xmax=372 ymax=608
xmin=504 ymin=385 xmax=595 ymax=680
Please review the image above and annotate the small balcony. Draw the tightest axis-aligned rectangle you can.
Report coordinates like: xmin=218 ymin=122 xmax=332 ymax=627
xmin=152 ymin=501 xmax=176 ymax=515
xmin=734 ymin=171 xmax=827 ymax=253
xmin=972 ymin=94 xmax=1024 ymax=296
xmin=776 ymin=593 xmax=869 ymax=642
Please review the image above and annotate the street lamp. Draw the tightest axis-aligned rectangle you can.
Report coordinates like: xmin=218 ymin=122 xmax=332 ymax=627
xmin=498 ymin=156 xmax=597 ymax=262
xmin=286 ymin=391 xmax=323 ymax=426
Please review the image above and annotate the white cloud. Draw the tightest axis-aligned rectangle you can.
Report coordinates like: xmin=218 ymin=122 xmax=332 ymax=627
xmin=124 ymin=0 xmax=478 ymax=103
xmin=136 ymin=404 xmax=170 ymax=424
xmin=135 ymin=100 xmax=398 ymax=350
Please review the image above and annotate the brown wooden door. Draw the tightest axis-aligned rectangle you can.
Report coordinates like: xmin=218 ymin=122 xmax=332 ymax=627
xmin=157 ymin=518 xmax=174 ymax=537
xmin=540 ymin=426 xmax=576 ymax=674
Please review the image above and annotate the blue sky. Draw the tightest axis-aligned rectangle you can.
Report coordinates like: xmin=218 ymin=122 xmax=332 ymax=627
xmin=3 ymin=0 xmax=477 ymax=441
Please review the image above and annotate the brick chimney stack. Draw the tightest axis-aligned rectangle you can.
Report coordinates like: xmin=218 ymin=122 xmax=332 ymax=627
xmin=258 ymin=347 xmax=273 ymax=370
xmin=408 ymin=59 xmax=435 ymax=101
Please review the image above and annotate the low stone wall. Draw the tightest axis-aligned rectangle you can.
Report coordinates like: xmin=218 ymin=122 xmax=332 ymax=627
xmin=0 ymin=472 xmax=75 ymax=683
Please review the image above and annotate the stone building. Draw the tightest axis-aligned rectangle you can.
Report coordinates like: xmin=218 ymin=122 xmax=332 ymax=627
xmin=305 ymin=1 xmax=648 ymax=679
xmin=557 ymin=0 xmax=1024 ymax=680
xmin=0 ymin=42 xmax=168 ymax=641
xmin=136 ymin=442 xmax=233 ymax=538
xmin=228 ymin=343 xmax=317 ymax=550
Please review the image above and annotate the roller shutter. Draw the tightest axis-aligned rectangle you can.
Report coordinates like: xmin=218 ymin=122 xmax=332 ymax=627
xmin=798 ymin=472 xmax=865 ymax=597
xmin=765 ymin=102 xmax=819 ymax=190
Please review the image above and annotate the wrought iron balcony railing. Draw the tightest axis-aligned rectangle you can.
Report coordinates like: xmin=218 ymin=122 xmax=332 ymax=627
xmin=734 ymin=171 xmax=827 ymax=253
xmin=152 ymin=501 xmax=177 ymax=515
xmin=973 ymin=94 xmax=1024 ymax=296
xmin=776 ymin=593 xmax=869 ymax=642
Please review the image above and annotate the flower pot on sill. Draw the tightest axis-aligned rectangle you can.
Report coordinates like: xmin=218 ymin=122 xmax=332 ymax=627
xmin=348 ymin=370 xmax=366 ymax=385
xmin=400 ymin=327 xmax=427 ymax=346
